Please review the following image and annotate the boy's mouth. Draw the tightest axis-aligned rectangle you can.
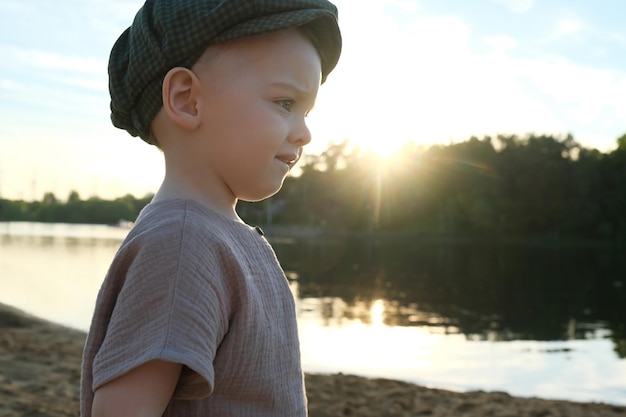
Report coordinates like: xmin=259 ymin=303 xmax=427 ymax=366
xmin=276 ymin=153 xmax=299 ymax=168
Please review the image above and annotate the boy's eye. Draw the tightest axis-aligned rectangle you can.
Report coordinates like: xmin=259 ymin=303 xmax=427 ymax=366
xmin=276 ymin=99 xmax=294 ymax=112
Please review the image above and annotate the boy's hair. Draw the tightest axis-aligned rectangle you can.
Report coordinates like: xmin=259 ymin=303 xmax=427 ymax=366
xmin=108 ymin=0 xmax=342 ymax=145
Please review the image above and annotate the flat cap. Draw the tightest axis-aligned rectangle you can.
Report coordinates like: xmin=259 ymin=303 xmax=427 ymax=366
xmin=109 ymin=0 xmax=342 ymax=144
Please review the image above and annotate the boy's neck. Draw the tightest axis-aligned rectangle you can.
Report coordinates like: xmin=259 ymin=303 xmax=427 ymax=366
xmin=153 ymin=175 xmax=242 ymax=222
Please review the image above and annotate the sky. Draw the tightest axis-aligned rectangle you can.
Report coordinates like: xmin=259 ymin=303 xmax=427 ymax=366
xmin=1 ymin=0 xmax=626 ymax=201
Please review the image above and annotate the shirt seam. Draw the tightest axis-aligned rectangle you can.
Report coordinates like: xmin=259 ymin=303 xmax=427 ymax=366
xmin=160 ymin=201 xmax=188 ymax=355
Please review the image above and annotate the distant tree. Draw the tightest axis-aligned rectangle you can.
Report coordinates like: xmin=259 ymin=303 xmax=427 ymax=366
xmin=67 ymin=190 xmax=81 ymax=204
xmin=42 ymin=192 xmax=58 ymax=206
xmin=617 ymin=133 xmax=626 ymax=150
xmin=566 ymin=147 xmax=603 ymax=237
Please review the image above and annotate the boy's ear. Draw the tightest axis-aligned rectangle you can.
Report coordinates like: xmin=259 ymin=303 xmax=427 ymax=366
xmin=161 ymin=67 xmax=202 ymax=131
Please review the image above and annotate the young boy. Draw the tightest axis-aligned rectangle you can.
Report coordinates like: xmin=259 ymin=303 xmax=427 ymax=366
xmin=80 ymin=1 xmax=341 ymax=416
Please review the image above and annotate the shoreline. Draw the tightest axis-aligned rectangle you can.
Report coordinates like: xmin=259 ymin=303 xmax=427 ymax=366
xmin=1 ymin=303 xmax=624 ymax=417
xmin=3 ymin=220 xmax=624 ymax=247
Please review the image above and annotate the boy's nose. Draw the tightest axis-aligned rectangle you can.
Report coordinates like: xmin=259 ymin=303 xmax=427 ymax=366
xmin=288 ymin=119 xmax=312 ymax=146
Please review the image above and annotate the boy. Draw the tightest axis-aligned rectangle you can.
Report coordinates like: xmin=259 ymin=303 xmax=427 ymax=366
xmin=80 ymin=1 xmax=341 ymax=416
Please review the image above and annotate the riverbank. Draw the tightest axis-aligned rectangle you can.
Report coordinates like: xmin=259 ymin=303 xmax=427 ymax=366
xmin=1 ymin=303 xmax=624 ymax=417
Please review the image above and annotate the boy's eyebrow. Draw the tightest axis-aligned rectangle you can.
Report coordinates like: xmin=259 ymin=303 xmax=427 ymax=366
xmin=269 ymin=81 xmax=319 ymax=113
xmin=269 ymin=81 xmax=316 ymax=98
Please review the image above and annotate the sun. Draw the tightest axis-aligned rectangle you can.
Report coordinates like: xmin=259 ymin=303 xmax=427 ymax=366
xmin=359 ymin=135 xmax=410 ymax=158
xmin=306 ymin=86 xmax=416 ymax=159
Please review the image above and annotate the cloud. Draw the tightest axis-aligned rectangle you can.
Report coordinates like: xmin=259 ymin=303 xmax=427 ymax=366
xmin=0 ymin=2 xmax=32 ymax=15
xmin=385 ymin=0 xmax=420 ymax=13
xmin=491 ymin=0 xmax=535 ymax=13
xmin=0 ymin=79 xmax=20 ymax=91
xmin=0 ymin=45 xmax=107 ymax=111
xmin=541 ymin=17 xmax=589 ymax=44
xmin=555 ymin=19 xmax=585 ymax=37
xmin=0 ymin=46 xmax=104 ymax=75
xmin=482 ymin=35 xmax=518 ymax=53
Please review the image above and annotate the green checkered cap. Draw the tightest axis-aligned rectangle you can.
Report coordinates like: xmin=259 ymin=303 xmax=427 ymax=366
xmin=109 ymin=0 xmax=342 ymax=144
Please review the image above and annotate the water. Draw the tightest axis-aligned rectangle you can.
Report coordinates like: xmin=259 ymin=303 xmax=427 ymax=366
xmin=1 ymin=222 xmax=624 ymax=405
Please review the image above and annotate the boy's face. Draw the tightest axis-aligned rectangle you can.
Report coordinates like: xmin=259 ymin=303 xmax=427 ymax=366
xmin=191 ymin=28 xmax=322 ymax=203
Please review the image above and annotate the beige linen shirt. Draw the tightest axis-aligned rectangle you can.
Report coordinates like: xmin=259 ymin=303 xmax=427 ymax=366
xmin=80 ymin=199 xmax=306 ymax=416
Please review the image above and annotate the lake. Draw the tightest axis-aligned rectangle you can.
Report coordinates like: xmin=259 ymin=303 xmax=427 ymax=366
xmin=1 ymin=221 xmax=624 ymax=405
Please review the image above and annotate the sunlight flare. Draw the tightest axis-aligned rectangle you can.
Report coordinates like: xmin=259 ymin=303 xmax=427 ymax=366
xmin=371 ymin=299 xmax=385 ymax=327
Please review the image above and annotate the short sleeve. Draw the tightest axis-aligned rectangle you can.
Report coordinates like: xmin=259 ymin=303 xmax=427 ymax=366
xmin=92 ymin=221 xmax=231 ymax=400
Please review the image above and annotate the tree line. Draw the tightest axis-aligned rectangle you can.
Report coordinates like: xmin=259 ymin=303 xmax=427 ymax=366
xmin=0 ymin=191 xmax=152 ymax=226
xmin=2 ymin=133 xmax=626 ymax=242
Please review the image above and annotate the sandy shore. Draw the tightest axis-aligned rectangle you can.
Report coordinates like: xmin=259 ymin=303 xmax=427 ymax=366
xmin=1 ymin=303 xmax=624 ymax=417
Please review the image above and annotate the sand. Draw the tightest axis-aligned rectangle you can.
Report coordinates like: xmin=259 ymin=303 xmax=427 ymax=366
xmin=0 ymin=303 xmax=624 ymax=417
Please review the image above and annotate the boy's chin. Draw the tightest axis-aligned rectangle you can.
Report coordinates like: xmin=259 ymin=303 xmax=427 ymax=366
xmin=238 ymin=187 xmax=282 ymax=203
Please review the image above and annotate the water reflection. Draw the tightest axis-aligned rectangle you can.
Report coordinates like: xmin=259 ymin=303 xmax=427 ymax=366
xmin=2 ymin=222 xmax=625 ymax=404
xmin=274 ymin=236 xmax=626 ymax=359
xmin=0 ymin=222 xmax=124 ymax=330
